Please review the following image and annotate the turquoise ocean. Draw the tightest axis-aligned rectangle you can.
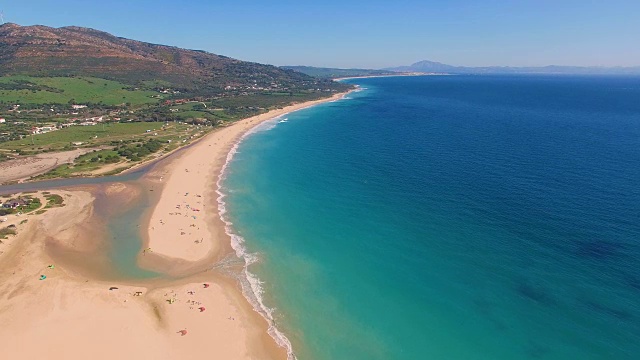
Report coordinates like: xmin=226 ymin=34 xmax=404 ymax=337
xmin=220 ymin=75 xmax=640 ymax=359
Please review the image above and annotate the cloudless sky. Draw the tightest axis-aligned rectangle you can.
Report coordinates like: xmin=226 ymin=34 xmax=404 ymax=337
xmin=3 ymin=0 xmax=640 ymax=68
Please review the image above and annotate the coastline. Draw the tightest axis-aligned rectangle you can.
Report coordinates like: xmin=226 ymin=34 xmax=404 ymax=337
xmin=141 ymin=89 xmax=354 ymax=358
xmin=143 ymin=90 xmax=353 ymax=265
xmin=0 ymin=90 xmax=353 ymax=360
xmin=333 ymin=72 xmax=430 ymax=81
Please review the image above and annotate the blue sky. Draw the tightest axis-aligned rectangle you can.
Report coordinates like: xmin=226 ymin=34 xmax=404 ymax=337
xmin=3 ymin=0 xmax=639 ymax=68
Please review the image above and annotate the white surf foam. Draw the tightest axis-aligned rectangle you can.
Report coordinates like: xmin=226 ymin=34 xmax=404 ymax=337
xmin=245 ymin=116 xmax=281 ymax=135
xmin=216 ymin=123 xmax=296 ymax=359
xmin=214 ymin=93 xmax=354 ymax=360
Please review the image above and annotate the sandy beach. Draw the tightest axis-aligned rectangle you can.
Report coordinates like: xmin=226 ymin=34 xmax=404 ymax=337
xmin=146 ymin=92 xmax=351 ymax=264
xmin=0 ymin=91 xmax=350 ymax=360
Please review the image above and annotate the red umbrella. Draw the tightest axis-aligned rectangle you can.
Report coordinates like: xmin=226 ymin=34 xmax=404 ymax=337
xmin=177 ymin=329 xmax=188 ymax=336
xmin=198 ymin=307 xmax=206 ymax=312
xmin=203 ymin=283 xmax=210 ymax=288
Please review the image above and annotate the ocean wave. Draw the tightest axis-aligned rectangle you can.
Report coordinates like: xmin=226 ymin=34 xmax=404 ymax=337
xmin=216 ymin=131 xmax=297 ymax=360
xmin=244 ymin=116 xmax=281 ymax=135
xmin=213 ymin=94 xmax=353 ymax=360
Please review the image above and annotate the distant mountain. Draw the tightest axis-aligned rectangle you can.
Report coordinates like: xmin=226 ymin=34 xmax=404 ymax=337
xmin=387 ymin=60 xmax=640 ymax=75
xmin=0 ymin=23 xmax=345 ymax=95
xmin=282 ymin=66 xmax=397 ymax=79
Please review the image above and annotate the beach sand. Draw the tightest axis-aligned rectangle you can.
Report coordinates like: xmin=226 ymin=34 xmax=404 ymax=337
xmin=145 ymin=92 xmax=352 ymax=264
xmin=0 ymin=190 xmax=280 ymax=359
xmin=0 ymin=91 xmax=351 ymax=360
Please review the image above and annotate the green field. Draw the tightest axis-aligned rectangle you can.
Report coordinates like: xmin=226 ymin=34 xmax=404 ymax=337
xmin=3 ymin=122 xmax=169 ymax=149
xmin=0 ymin=76 xmax=160 ymax=105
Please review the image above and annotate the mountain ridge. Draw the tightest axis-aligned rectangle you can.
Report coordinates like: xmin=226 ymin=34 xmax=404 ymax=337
xmin=0 ymin=23 xmax=344 ymax=95
xmin=386 ymin=59 xmax=640 ymax=75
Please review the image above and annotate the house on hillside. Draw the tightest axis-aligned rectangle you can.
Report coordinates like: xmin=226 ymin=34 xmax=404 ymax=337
xmin=0 ymin=118 xmax=5 ymax=123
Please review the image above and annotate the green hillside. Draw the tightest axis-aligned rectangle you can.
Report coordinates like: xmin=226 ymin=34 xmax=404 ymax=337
xmin=0 ymin=76 xmax=158 ymax=105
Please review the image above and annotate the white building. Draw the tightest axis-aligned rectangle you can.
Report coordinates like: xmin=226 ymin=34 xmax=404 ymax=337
xmin=32 ymin=126 xmax=57 ymax=134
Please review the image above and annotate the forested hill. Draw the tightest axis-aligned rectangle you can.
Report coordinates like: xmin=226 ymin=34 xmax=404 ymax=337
xmin=0 ymin=23 xmax=347 ymax=95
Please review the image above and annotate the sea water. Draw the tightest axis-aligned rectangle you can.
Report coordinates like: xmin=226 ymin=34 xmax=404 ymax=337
xmin=221 ymin=75 xmax=640 ymax=359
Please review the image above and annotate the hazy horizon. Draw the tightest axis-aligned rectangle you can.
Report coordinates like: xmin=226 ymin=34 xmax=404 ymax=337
xmin=4 ymin=0 xmax=640 ymax=69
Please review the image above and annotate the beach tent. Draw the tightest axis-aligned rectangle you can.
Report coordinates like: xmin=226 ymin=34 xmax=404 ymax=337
xmin=39 ymin=275 xmax=46 ymax=280
xmin=178 ymin=329 xmax=188 ymax=336
xmin=198 ymin=307 xmax=206 ymax=312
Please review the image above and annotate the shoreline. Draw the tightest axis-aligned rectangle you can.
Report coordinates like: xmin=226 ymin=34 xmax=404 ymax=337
xmin=142 ymin=89 xmax=355 ymax=358
xmin=0 ymin=90 xmax=353 ymax=360
xmin=143 ymin=90 xmax=354 ymax=264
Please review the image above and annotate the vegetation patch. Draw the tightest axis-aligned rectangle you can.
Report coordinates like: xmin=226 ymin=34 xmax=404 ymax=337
xmin=101 ymin=167 xmax=129 ymax=176
xmin=116 ymin=138 xmax=163 ymax=162
xmin=76 ymin=149 xmax=121 ymax=165
xmin=0 ymin=225 xmax=17 ymax=239
xmin=44 ymin=194 xmax=64 ymax=208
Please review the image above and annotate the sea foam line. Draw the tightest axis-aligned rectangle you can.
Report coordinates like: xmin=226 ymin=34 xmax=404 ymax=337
xmin=216 ymin=141 xmax=296 ymax=360
xmin=215 ymin=92 xmax=354 ymax=360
